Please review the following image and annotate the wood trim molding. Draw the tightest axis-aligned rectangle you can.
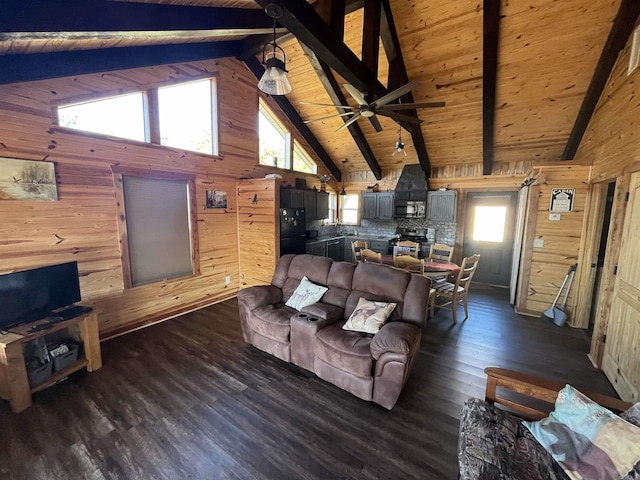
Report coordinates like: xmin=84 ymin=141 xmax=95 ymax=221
xmin=113 ymin=173 xmax=133 ymax=289
xmin=110 ymin=165 xmax=196 ymax=181
xmin=514 ymin=184 xmax=540 ymax=313
xmin=571 ymin=182 xmax=607 ymax=328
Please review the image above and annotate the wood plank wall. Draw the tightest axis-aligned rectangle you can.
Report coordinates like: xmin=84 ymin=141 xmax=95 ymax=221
xmin=574 ymin=18 xmax=640 ymax=363
xmin=237 ymin=178 xmax=280 ymax=288
xmin=0 ymin=58 xmax=287 ymax=339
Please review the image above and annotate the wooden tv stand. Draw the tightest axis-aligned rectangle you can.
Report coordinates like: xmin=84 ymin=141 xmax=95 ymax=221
xmin=0 ymin=310 xmax=102 ymax=413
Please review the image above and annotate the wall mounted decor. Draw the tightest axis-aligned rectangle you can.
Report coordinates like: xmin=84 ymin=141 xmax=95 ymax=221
xmin=206 ymin=190 xmax=227 ymax=209
xmin=0 ymin=157 xmax=57 ymax=201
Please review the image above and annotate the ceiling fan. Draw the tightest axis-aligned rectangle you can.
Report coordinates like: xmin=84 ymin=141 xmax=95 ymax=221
xmin=301 ymin=81 xmax=445 ymax=132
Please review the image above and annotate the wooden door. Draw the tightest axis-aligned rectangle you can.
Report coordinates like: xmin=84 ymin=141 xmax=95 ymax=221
xmin=463 ymin=192 xmax=518 ymax=286
xmin=602 ymin=172 xmax=640 ymax=403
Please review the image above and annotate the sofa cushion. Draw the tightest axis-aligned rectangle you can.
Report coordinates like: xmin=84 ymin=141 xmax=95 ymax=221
xmin=314 ymin=321 xmax=373 ymax=379
xmin=458 ymin=398 xmax=569 ymax=480
xmin=523 ymin=385 xmax=640 ymax=480
xmin=285 ymin=276 xmax=328 ymax=310
xmin=342 ymin=298 xmax=396 ymax=334
xmin=249 ymin=304 xmax=297 ymax=343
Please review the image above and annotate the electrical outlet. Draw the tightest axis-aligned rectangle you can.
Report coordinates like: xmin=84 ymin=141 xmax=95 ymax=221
xmin=533 ymin=238 xmax=544 ymax=248
xmin=225 ymin=276 xmax=231 ymax=285
xmin=549 ymin=213 xmax=561 ymax=221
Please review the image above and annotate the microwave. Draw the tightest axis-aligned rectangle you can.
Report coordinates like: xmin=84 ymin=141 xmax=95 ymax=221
xmin=394 ymin=201 xmax=426 ymax=219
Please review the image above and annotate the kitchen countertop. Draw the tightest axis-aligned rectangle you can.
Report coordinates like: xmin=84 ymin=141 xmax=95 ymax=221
xmin=306 ymin=235 xmax=395 ymax=245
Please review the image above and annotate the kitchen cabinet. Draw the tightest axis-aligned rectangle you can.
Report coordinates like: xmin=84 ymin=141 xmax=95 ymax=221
xmin=316 ymin=192 xmax=329 ymax=220
xmin=281 ymin=188 xmax=329 ymax=220
xmin=369 ymin=240 xmax=390 ymax=254
xmin=427 ymin=190 xmax=457 ymax=222
xmin=304 ymin=190 xmax=317 ymax=220
xmin=361 ymin=192 xmax=394 ymax=220
xmin=306 ymin=241 xmax=326 ymax=257
xmin=281 ymin=188 xmax=305 ymax=209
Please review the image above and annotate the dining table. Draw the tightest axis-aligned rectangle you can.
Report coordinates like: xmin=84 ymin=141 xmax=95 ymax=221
xmin=422 ymin=260 xmax=461 ymax=278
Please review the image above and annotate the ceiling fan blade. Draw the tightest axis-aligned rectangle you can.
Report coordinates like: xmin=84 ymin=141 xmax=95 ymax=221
xmin=379 ymin=101 xmax=446 ymax=110
xmin=380 ymin=110 xmax=423 ymax=125
xmin=300 ymin=101 xmax=357 ymax=109
xmin=336 ymin=112 xmax=362 ymax=132
xmin=304 ymin=112 xmax=354 ymax=123
xmin=343 ymin=84 xmax=368 ymax=106
xmin=373 ymin=81 xmax=419 ymax=108
xmin=368 ymin=114 xmax=383 ymax=132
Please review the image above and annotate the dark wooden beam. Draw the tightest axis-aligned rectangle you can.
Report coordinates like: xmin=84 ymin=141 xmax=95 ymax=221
xmin=0 ymin=41 xmax=242 ymax=85
xmin=254 ymin=0 xmax=382 ymax=96
xmin=300 ymin=43 xmax=382 ymax=180
xmin=379 ymin=0 xmax=431 ymax=176
xmin=331 ymin=0 xmax=347 ymax=41
xmin=243 ymin=56 xmax=342 ymax=182
xmin=238 ymin=32 xmax=295 ymax=59
xmin=562 ymin=0 xmax=640 ymax=160
xmin=362 ymin=0 xmax=381 ymax=76
xmin=482 ymin=0 xmax=501 ymax=176
xmin=0 ymin=1 xmax=273 ymax=32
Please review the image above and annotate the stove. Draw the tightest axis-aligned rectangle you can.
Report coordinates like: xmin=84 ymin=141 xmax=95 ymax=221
xmin=388 ymin=227 xmax=434 ymax=258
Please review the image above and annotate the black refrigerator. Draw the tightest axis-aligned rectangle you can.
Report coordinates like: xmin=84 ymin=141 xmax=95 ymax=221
xmin=280 ymin=208 xmax=306 ymax=255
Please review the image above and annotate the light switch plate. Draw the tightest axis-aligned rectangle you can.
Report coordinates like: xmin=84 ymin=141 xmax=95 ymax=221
xmin=549 ymin=213 xmax=561 ymax=221
xmin=533 ymin=238 xmax=544 ymax=248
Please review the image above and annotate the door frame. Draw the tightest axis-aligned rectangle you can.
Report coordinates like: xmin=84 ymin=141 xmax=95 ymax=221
xmin=587 ymin=174 xmax=631 ymax=368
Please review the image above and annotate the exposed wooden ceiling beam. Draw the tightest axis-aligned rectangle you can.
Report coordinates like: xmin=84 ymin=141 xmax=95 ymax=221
xmin=482 ymin=0 xmax=501 ymax=176
xmin=0 ymin=1 xmax=273 ymax=33
xmin=379 ymin=0 xmax=431 ymax=176
xmin=244 ymin=56 xmax=342 ymax=182
xmin=562 ymin=0 xmax=640 ymax=160
xmin=362 ymin=0 xmax=381 ymax=76
xmin=300 ymin=43 xmax=382 ymax=180
xmin=0 ymin=41 xmax=242 ymax=85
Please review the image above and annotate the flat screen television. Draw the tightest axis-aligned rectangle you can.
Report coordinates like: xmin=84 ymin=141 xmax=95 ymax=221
xmin=0 ymin=261 xmax=81 ymax=330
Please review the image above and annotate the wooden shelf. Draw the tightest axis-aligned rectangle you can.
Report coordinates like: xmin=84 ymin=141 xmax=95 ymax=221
xmin=31 ymin=358 xmax=88 ymax=394
xmin=0 ymin=310 xmax=101 ymax=413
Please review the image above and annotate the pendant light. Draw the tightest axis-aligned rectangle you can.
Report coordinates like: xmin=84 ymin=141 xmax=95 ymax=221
xmin=258 ymin=4 xmax=292 ymax=96
xmin=339 ymin=186 xmax=347 ymax=196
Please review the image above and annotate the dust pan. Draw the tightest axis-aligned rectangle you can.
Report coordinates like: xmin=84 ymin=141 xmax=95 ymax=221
xmin=543 ymin=264 xmax=577 ymax=327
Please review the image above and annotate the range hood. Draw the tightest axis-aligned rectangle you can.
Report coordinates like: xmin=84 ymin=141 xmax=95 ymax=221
xmin=394 ymin=164 xmax=427 ymax=201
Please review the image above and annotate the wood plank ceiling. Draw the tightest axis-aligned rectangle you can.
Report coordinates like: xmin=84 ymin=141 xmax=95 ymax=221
xmin=0 ymin=0 xmax=623 ymax=178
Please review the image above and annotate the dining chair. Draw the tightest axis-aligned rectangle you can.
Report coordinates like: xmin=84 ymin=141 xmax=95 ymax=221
xmin=351 ymin=240 xmax=369 ymax=264
xmin=360 ymin=248 xmax=382 ymax=264
xmin=396 ymin=240 xmax=420 ymax=258
xmin=429 ymin=243 xmax=454 ymax=263
xmin=394 ymin=254 xmax=424 ymax=274
xmin=433 ymin=254 xmax=480 ymax=324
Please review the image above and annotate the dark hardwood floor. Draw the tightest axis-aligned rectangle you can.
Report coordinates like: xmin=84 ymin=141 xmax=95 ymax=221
xmin=0 ymin=286 xmax=616 ymax=479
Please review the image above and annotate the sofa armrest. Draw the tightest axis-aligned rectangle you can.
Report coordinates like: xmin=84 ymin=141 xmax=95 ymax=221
xmin=484 ymin=367 xmax=631 ymax=420
xmin=237 ymin=285 xmax=283 ymax=310
xmin=299 ymin=302 xmax=344 ymax=323
xmin=370 ymin=321 xmax=421 ymax=360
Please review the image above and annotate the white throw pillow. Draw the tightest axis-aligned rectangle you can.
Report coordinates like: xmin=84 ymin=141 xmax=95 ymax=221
xmin=342 ymin=298 xmax=397 ymax=334
xmin=285 ymin=276 xmax=328 ymax=310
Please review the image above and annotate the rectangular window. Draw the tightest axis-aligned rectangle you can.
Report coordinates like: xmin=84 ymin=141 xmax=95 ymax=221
xmin=56 ymin=78 xmax=219 ymax=155
xmin=58 ymin=92 xmax=147 ymax=142
xmin=473 ymin=205 xmax=507 ymax=242
xmin=340 ymin=193 xmax=359 ymax=225
xmin=327 ymin=193 xmax=337 ymax=223
xmin=119 ymin=174 xmax=196 ymax=287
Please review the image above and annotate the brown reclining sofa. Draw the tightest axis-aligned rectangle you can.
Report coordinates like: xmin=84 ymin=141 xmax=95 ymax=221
xmin=237 ymin=254 xmax=431 ymax=409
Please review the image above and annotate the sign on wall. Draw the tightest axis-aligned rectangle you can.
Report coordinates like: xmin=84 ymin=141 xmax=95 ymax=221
xmin=550 ymin=188 xmax=575 ymax=212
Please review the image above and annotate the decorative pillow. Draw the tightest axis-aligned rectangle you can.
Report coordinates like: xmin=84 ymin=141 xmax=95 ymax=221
xmin=284 ymin=276 xmax=328 ymax=311
xmin=523 ymin=385 xmax=640 ymax=480
xmin=342 ymin=298 xmax=396 ymax=334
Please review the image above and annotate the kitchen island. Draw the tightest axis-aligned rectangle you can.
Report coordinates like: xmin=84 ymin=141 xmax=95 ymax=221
xmin=305 ymin=235 xmax=395 ymax=262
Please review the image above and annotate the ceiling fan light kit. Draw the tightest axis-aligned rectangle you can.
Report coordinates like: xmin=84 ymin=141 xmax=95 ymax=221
xmin=258 ymin=4 xmax=292 ymax=96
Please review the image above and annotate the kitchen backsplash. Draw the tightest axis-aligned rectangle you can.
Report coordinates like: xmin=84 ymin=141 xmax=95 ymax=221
xmin=307 ymin=218 xmax=456 ymax=245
